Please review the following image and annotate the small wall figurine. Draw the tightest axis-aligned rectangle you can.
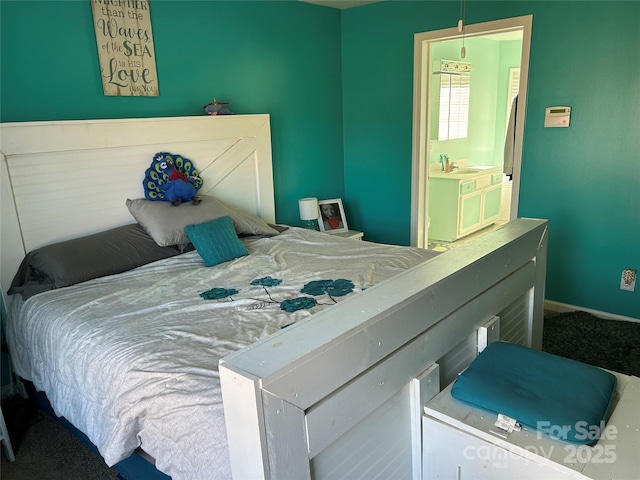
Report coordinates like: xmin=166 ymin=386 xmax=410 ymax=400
xmin=203 ymin=98 xmax=233 ymax=115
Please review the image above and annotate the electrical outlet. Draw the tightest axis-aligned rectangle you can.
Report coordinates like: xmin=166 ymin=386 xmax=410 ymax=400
xmin=620 ymin=268 xmax=637 ymax=292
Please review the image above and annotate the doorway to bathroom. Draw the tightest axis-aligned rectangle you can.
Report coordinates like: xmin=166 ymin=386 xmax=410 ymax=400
xmin=410 ymin=15 xmax=532 ymax=249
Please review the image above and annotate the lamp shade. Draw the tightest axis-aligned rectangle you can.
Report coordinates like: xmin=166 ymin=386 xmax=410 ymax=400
xmin=299 ymin=197 xmax=319 ymax=221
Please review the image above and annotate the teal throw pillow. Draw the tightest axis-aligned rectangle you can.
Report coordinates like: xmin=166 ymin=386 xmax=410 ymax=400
xmin=184 ymin=216 xmax=249 ymax=267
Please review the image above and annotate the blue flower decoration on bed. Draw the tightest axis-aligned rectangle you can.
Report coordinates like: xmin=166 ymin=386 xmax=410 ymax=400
xmin=200 ymin=287 xmax=239 ymax=300
xmin=301 ymin=279 xmax=355 ymax=297
xmin=250 ymin=276 xmax=282 ymax=287
xmin=198 ymin=278 xmax=354 ymax=313
xmin=280 ymin=297 xmax=318 ymax=313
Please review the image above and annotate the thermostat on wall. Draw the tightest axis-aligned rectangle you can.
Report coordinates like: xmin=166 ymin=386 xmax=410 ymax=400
xmin=544 ymin=106 xmax=571 ymax=127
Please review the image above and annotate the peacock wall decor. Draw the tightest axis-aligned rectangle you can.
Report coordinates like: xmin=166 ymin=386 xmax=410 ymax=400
xmin=143 ymin=152 xmax=203 ymax=205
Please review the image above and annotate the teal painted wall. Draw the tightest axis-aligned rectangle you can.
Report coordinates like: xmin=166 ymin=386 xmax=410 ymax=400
xmin=342 ymin=1 xmax=639 ymax=318
xmin=2 ymin=1 xmax=638 ymax=319
xmin=0 ymin=0 xmax=345 ymax=227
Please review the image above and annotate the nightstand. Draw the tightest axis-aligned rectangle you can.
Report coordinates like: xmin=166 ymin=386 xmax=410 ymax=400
xmin=330 ymin=230 xmax=364 ymax=241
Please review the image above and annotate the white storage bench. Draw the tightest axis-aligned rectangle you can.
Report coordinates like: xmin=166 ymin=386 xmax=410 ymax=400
xmin=422 ymin=367 xmax=640 ymax=480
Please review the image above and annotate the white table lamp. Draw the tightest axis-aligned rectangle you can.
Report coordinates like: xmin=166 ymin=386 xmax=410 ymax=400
xmin=298 ymin=197 xmax=319 ymax=229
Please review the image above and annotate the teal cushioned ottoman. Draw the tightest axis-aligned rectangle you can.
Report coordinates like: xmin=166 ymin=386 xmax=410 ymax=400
xmin=451 ymin=341 xmax=617 ymax=445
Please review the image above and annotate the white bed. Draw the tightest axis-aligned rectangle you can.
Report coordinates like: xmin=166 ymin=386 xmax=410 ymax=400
xmin=0 ymin=115 xmax=548 ymax=480
xmin=7 ymin=227 xmax=438 ymax=479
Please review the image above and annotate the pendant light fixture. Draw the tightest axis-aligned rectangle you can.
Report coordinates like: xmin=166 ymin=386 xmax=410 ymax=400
xmin=458 ymin=0 xmax=467 ymax=59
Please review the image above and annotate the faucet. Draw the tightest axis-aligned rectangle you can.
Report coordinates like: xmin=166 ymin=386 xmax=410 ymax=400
xmin=450 ymin=161 xmax=459 ymax=171
xmin=439 ymin=154 xmax=448 ymax=171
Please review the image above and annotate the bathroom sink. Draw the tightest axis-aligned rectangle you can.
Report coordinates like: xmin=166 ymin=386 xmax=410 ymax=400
xmin=452 ymin=168 xmax=481 ymax=175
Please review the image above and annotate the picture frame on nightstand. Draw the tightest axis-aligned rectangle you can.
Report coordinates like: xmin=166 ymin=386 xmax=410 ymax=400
xmin=318 ymin=198 xmax=349 ymax=234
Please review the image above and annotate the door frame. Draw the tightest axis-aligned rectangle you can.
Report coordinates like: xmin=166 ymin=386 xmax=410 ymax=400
xmin=410 ymin=15 xmax=533 ymax=248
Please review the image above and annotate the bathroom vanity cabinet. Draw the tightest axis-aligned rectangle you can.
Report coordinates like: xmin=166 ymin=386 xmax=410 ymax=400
xmin=428 ymin=168 xmax=502 ymax=242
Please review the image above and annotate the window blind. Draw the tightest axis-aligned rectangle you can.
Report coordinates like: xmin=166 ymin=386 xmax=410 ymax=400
xmin=438 ymin=73 xmax=470 ymax=141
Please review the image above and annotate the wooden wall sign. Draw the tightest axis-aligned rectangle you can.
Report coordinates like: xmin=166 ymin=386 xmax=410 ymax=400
xmin=91 ymin=0 xmax=159 ymax=96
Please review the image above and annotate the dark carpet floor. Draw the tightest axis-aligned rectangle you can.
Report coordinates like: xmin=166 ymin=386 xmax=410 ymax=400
xmin=1 ymin=395 xmax=117 ymax=480
xmin=542 ymin=310 xmax=640 ymax=377
xmin=1 ymin=310 xmax=638 ymax=478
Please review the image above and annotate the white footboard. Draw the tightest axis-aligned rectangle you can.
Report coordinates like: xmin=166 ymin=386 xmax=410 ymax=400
xmin=220 ymin=218 xmax=548 ymax=480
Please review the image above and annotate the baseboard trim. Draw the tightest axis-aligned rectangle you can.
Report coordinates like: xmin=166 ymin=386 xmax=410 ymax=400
xmin=544 ymin=300 xmax=640 ymax=323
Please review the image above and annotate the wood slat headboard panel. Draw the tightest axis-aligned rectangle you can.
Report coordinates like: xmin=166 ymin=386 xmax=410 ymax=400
xmin=0 ymin=115 xmax=274 ymax=297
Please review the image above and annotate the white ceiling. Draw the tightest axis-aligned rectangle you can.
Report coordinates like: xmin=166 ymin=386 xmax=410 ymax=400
xmin=300 ymin=0 xmax=381 ymax=9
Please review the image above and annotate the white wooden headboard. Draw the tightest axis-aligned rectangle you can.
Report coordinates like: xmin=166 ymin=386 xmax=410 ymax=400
xmin=0 ymin=115 xmax=274 ymax=297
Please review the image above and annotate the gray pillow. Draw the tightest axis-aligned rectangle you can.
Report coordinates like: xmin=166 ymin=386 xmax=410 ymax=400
xmin=126 ymin=195 xmax=279 ymax=247
xmin=8 ymin=224 xmax=181 ymax=300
